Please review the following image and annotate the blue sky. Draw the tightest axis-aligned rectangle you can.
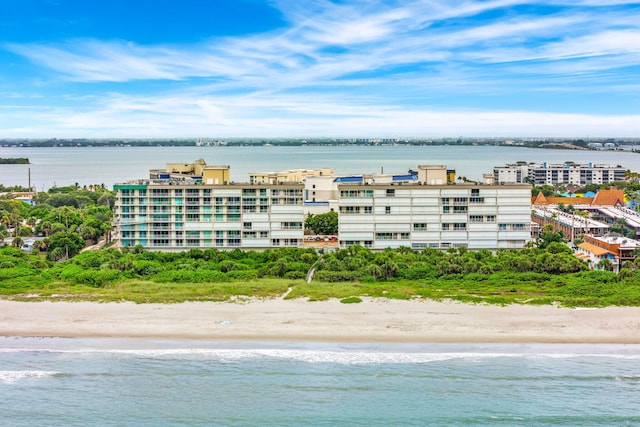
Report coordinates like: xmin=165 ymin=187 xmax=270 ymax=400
xmin=1 ymin=0 xmax=640 ymax=138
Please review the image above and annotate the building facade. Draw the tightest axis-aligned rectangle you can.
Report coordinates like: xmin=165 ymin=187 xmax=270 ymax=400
xmin=113 ymin=161 xmax=531 ymax=252
xmin=114 ymin=181 xmax=304 ymax=250
xmin=494 ymin=162 xmax=626 ymax=185
xmin=337 ymin=184 xmax=532 ymax=250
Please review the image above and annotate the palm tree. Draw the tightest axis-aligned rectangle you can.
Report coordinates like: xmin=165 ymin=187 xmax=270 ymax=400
xmin=39 ymin=220 xmax=53 ymax=237
xmin=11 ymin=236 xmax=23 ymax=248
xmin=0 ymin=213 xmax=10 ymax=231
xmin=9 ymin=210 xmax=21 ymax=237
xmin=597 ymin=258 xmax=614 ymax=272
xmin=32 ymin=239 xmax=42 ymax=252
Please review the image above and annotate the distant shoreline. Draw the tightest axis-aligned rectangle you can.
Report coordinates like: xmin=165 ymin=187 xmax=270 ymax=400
xmin=1 ymin=138 xmax=639 ymax=150
xmin=2 ymin=299 xmax=640 ymax=343
xmin=0 ymin=157 xmax=29 ymax=164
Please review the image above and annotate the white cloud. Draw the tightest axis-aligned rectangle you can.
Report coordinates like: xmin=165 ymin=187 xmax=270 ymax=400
xmin=3 ymin=0 xmax=640 ymax=137
xmin=2 ymin=91 xmax=639 ymax=138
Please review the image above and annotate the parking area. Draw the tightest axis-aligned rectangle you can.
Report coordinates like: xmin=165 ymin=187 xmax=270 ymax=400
xmin=303 ymin=235 xmax=339 ymax=248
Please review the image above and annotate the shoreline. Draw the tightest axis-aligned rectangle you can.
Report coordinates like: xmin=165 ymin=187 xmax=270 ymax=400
xmin=2 ymin=299 xmax=640 ymax=343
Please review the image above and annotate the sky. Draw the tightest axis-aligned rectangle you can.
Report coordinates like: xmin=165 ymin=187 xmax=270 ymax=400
xmin=1 ymin=0 xmax=640 ymax=138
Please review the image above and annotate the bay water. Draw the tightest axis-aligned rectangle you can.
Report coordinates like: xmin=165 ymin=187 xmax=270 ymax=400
xmin=2 ymin=338 xmax=640 ymax=426
xmin=1 ymin=145 xmax=639 ymax=190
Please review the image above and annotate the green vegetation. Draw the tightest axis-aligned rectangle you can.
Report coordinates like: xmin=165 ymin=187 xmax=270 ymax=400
xmin=340 ymin=296 xmax=363 ymax=304
xmin=1 ymin=244 xmax=639 ymax=307
xmin=0 ymin=158 xmax=29 ymax=164
xmin=305 ymin=211 xmax=338 ymax=235
xmin=2 ymin=181 xmax=640 ymax=307
xmin=1 ymin=184 xmax=114 ymax=259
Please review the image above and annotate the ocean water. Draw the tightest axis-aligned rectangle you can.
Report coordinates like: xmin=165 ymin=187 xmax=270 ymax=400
xmin=2 ymin=338 xmax=640 ymax=426
xmin=1 ymin=145 xmax=639 ymax=190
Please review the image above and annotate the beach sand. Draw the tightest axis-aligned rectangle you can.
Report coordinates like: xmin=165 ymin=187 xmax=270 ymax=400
xmin=1 ymin=299 xmax=639 ymax=343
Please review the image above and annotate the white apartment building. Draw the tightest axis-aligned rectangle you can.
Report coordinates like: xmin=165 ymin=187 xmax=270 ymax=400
xmin=113 ymin=163 xmax=530 ymax=252
xmin=114 ymin=181 xmax=304 ymax=250
xmin=494 ymin=162 xmax=626 ymax=185
xmin=337 ymin=183 xmax=532 ymax=250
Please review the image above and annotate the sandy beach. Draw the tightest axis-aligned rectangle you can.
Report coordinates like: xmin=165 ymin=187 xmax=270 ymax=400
xmin=2 ymin=299 xmax=640 ymax=343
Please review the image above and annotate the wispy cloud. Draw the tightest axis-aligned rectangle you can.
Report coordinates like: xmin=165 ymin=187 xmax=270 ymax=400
xmin=2 ymin=0 xmax=640 ymax=136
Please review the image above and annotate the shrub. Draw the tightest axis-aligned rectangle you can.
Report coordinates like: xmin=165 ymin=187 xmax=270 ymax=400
xmin=340 ymin=296 xmax=363 ymax=304
xmin=132 ymin=260 xmax=164 ymax=276
xmin=314 ymin=270 xmax=362 ymax=282
xmin=227 ymin=270 xmax=258 ymax=280
xmin=284 ymin=271 xmax=305 ymax=280
xmin=73 ymin=269 xmax=122 ymax=288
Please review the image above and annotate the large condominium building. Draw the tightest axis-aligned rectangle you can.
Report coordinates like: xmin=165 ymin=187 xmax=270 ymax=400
xmin=113 ymin=161 xmax=532 ymax=251
xmin=494 ymin=161 xmax=626 ymax=185
xmin=114 ymin=181 xmax=304 ymax=250
xmin=337 ymin=183 xmax=532 ymax=250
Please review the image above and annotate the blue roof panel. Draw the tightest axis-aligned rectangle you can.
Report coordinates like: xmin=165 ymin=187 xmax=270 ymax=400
xmin=334 ymin=176 xmax=363 ymax=183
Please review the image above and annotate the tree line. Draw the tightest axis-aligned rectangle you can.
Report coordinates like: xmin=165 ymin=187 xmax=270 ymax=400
xmin=0 ymin=184 xmax=114 ymax=261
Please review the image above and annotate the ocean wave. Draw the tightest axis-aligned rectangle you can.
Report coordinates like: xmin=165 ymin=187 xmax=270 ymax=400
xmin=0 ymin=370 xmax=58 ymax=384
xmin=2 ymin=347 xmax=640 ymax=364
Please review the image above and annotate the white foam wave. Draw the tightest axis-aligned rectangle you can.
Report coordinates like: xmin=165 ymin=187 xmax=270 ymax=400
xmin=2 ymin=347 xmax=640 ymax=364
xmin=0 ymin=370 xmax=57 ymax=384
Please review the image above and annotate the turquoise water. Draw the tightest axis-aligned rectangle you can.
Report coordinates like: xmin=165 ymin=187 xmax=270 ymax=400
xmin=1 ymin=145 xmax=638 ymax=190
xmin=2 ymin=338 xmax=640 ymax=426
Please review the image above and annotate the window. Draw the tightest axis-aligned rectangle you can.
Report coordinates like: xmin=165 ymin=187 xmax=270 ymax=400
xmin=243 ymin=222 xmax=252 ymax=230
xmin=470 ymin=215 xmax=483 ymax=223
xmin=441 ymin=223 xmax=450 ymax=231
xmin=453 ymin=197 xmax=468 ymax=205
xmin=486 ymin=215 xmax=496 ymax=222
xmin=386 ymin=189 xmax=395 ymax=197
xmin=375 ymin=232 xmax=393 ymax=240
xmin=454 ymin=223 xmax=467 ymax=231
xmin=340 ymin=206 xmax=358 ymax=214
xmin=453 ymin=206 xmax=468 ymax=213
xmin=499 ymin=223 xmax=507 ymax=231
xmin=440 ymin=197 xmax=450 ymax=205
xmin=282 ymin=222 xmax=302 ymax=230
xmin=471 ymin=188 xmax=480 ymax=196
xmin=413 ymin=223 xmax=427 ymax=230
xmin=385 ymin=206 xmax=391 ymax=214
xmin=364 ymin=206 xmax=373 ymax=214
xmin=442 ymin=206 xmax=450 ymax=214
